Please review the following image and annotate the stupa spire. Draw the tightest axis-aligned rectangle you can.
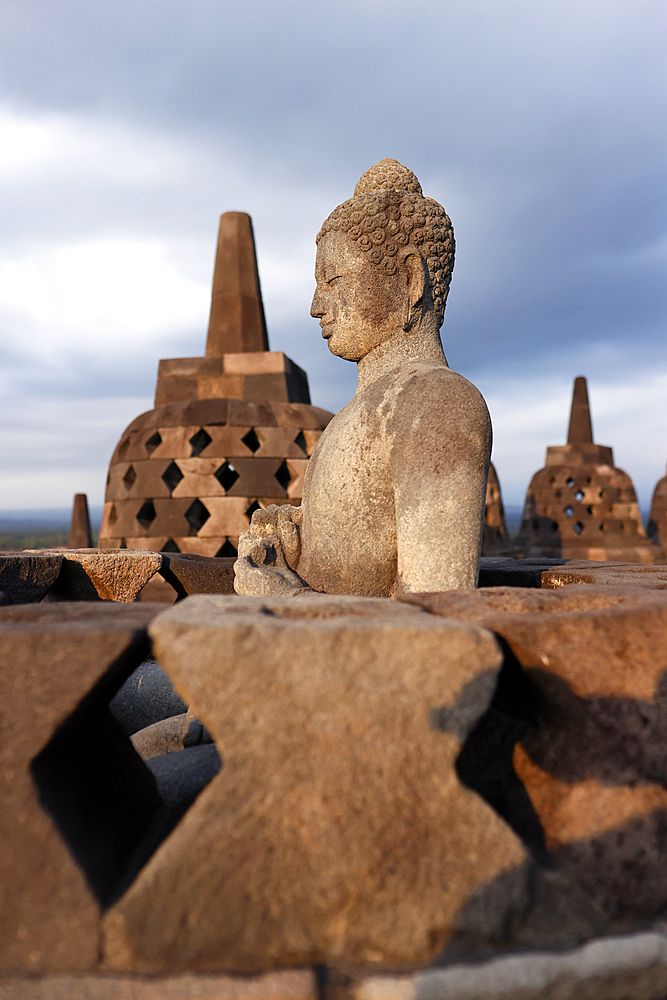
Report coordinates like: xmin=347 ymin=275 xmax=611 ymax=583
xmin=567 ymin=376 xmax=594 ymax=445
xmin=205 ymin=212 xmax=269 ymax=356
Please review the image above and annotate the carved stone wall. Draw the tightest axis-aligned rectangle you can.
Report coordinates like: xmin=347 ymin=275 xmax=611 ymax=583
xmin=98 ymin=212 xmax=332 ymax=556
xmin=516 ymin=377 xmax=661 ymax=563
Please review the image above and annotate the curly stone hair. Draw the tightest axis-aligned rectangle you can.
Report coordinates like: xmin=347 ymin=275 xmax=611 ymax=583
xmin=316 ymin=159 xmax=455 ymax=328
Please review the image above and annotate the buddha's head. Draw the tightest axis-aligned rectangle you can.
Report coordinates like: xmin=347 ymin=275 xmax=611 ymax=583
xmin=311 ymin=159 xmax=455 ymax=362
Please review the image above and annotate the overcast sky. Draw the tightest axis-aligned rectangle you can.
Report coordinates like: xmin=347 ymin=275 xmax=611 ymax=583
xmin=0 ymin=0 xmax=665 ymax=516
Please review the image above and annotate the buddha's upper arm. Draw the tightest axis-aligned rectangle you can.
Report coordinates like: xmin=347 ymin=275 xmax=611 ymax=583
xmin=389 ymin=374 xmax=491 ymax=592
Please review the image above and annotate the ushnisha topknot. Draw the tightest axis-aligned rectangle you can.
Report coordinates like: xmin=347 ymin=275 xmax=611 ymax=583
xmin=317 ymin=158 xmax=455 ymax=327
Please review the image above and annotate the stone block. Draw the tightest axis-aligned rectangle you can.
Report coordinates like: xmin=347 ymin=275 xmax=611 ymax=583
xmin=154 ymin=375 xmax=199 ymax=408
xmin=191 ymin=497 xmax=255 ymax=538
xmin=168 ymin=458 xmax=227 ymax=499
xmin=0 ymin=969 xmax=318 ymax=999
xmin=103 ymin=594 xmax=532 ymax=972
xmin=170 ymin=537 xmax=233 ymax=557
xmin=99 ymin=500 xmax=145 ymax=539
xmin=161 ymin=553 xmax=236 ymax=597
xmin=197 ymin=374 xmax=245 ymax=399
xmin=402 ymin=585 xmax=667 ymax=927
xmin=272 ymin=402 xmax=333 ymax=430
xmin=542 ymin=560 xmax=667 ymax=590
xmin=243 ymin=426 xmax=310 ymax=459
xmin=204 ymin=425 xmax=258 ymax=457
xmin=0 ymin=553 xmax=63 ymax=604
xmin=222 ymin=458 xmax=290 ymax=497
xmin=227 ymin=399 xmax=277 ymax=428
xmin=0 ymin=603 xmax=162 ymax=972
xmin=286 ymin=459 xmax=309 ymax=498
xmin=31 ymin=550 xmax=163 ymax=602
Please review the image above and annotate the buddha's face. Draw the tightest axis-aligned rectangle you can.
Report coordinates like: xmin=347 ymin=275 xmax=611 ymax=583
xmin=311 ymin=230 xmax=406 ymax=362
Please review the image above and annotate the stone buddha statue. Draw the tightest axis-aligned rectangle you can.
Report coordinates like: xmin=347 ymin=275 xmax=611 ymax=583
xmin=234 ymin=159 xmax=491 ymax=596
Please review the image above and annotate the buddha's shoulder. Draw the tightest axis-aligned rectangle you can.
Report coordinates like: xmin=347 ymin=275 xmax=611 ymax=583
xmin=393 ymin=363 xmax=489 ymax=417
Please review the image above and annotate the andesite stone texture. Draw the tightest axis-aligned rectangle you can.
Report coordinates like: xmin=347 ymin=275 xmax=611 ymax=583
xmin=401 ymin=584 xmax=667 ymax=928
xmin=481 ymin=464 xmax=514 ymax=556
xmin=99 ymin=212 xmax=332 ymax=558
xmin=355 ymin=930 xmax=667 ymax=1000
xmin=103 ymin=593 xmax=534 ymax=972
xmin=0 ymin=602 xmax=163 ymax=973
xmin=29 ymin=549 xmax=164 ymax=602
xmin=0 ymin=969 xmax=318 ymax=999
xmin=648 ymin=463 xmax=667 ymax=550
xmin=516 ymin=377 xmax=661 ymax=563
xmin=235 ymin=160 xmax=491 ymax=597
xmin=0 ymin=552 xmax=63 ymax=604
xmin=68 ymin=492 xmax=93 ymax=549
xmin=541 ymin=560 xmax=667 ymax=590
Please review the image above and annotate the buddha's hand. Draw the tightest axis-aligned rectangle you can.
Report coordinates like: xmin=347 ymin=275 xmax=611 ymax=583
xmin=234 ymin=504 xmax=308 ymax=595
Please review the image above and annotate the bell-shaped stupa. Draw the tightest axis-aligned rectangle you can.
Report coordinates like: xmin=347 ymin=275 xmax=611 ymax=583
xmin=648 ymin=465 xmax=667 ymax=551
xmin=99 ymin=212 xmax=333 ymax=556
xmin=516 ymin=377 xmax=659 ymax=562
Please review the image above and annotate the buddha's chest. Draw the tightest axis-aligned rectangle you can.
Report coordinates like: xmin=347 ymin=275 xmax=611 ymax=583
xmin=304 ymin=401 xmax=394 ymax=517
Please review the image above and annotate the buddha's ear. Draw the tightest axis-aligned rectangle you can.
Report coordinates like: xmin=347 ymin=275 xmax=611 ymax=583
xmin=399 ymin=250 xmax=427 ymax=332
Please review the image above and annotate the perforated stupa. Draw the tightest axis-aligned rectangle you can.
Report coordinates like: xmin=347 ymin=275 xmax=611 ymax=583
xmin=516 ymin=377 xmax=660 ymax=562
xmin=98 ymin=213 xmax=332 ymax=556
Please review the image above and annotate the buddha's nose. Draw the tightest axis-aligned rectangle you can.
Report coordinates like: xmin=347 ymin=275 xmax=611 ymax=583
xmin=310 ymin=288 xmax=324 ymax=318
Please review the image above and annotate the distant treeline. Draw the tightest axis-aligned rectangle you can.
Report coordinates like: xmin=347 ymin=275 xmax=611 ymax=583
xmin=0 ymin=529 xmax=70 ymax=551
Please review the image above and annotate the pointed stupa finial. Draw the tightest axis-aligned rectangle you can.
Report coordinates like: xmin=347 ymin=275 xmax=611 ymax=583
xmin=68 ymin=493 xmax=93 ymax=548
xmin=205 ymin=212 xmax=269 ymax=357
xmin=567 ymin=376 xmax=594 ymax=445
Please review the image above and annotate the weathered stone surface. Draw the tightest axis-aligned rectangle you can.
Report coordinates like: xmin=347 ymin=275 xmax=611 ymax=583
xmin=27 ymin=549 xmax=163 ymax=602
xmin=161 ymin=553 xmax=236 ymax=598
xmin=146 ymin=744 xmax=222 ymax=809
xmin=0 ymin=602 xmax=163 ymax=973
xmin=0 ymin=553 xmax=63 ymax=604
xmin=516 ymin=377 xmax=661 ymax=563
xmin=236 ymin=160 xmax=490 ymax=597
xmin=402 ymin=585 xmax=667 ymax=927
xmin=542 ymin=560 xmax=667 ymax=590
xmin=103 ymin=593 xmax=531 ymax=971
xmin=68 ymin=493 xmax=93 ymax=549
xmin=99 ymin=211 xmax=332 ymax=557
xmin=481 ymin=464 xmax=515 ymax=556
xmin=130 ymin=713 xmax=190 ymax=759
xmin=0 ymin=968 xmax=317 ymax=999
xmin=356 ymin=930 xmax=667 ymax=1000
xmin=109 ymin=659 xmax=188 ymax=737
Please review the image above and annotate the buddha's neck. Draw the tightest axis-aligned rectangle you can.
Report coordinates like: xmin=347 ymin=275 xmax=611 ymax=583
xmin=355 ymin=318 xmax=448 ymax=393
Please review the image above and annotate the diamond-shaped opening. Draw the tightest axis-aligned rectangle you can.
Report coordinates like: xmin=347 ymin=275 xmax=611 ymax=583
xmin=145 ymin=431 xmax=162 ymax=455
xmin=241 ymin=428 xmax=261 ymax=453
xmin=136 ymin=500 xmax=157 ymax=530
xmin=185 ymin=499 xmax=210 ymax=535
xmin=162 ymin=461 xmax=184 ymax=495
xmin=275 ymin=460 xmax=291 ymax=492
xmin=123 ymin=465 xmax=137 ymax=491
xmin=31 ymin=637 xmax=221 ymax=909
xmin=189 ymin=428 xmax=212 ymax=457
xmin=244 ymin=500 xmax=262 ymax=522
xmin=118 ymin=438 xmax=130 ymax=460
xmin=574 ymin=490 xmax=584 ymax=502
xmin=573 ymin=521 xmax=584 ymax=534
xmin=566 ymin=477 xmax=575 ymax=488
xmin=294 ymin=430 xmax=309 ymax=455
xmin=214 ymin=461 xmax=239 ymax=492
xmin=216 ymin=539 xmax=238 ymax=557
xmin=161 ymin=539 xmax=181 ymax=553
xmin=564 ymin=506 xmax=574 ymax=517
xmin=108 ymin=504 xmax=118 ymax=526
